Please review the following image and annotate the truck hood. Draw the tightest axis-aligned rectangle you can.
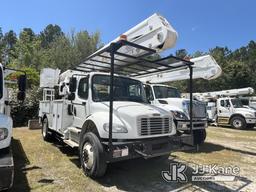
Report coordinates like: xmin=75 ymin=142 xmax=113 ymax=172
xmin=234 ymin=107 xmax=256 ymax=114
xmin=99 ymin=101 xmax=171 ymax=117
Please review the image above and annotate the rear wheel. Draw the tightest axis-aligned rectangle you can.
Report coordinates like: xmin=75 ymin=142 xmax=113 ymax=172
xmin=193 ymin=129 xmax=206 ymax=145
xmin=230 ymin=116 xmax=246 ymax=129
xmin=42 ymin=118 xmax=52 ymax=141
xmin=79 ymin=132 xmax=107 ymax=178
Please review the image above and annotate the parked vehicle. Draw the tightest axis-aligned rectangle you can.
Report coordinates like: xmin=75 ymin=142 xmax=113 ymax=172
xmin=0 ymin=63 xmax=26 ymax=190
xmin=144 ymin=84 xmax=208 ymax=145
xmin=193 ymin=87 xmax=256 ymax=129
xmin=137 ymin=55 xmax=221 ymax=145
xmin=39 ymin=13 xmax=197 ymax=178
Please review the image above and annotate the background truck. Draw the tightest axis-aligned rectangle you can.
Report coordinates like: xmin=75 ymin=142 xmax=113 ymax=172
xmin=0 ymin=63 xmax=26 ymax=190
xmin=138 ymin=55 xmax=222 ymax=145
xmin=38 ymin=13 xmax=197 ymax=178
xmin=144 ymin=83 xmax=208 ymax=145
xmin=193 ymin=87 xmax=256 ymax=129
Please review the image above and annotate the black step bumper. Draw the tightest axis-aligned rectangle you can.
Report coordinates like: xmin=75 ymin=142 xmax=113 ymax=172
xmin=0 ymin=147 xmax=14 ymax=190
xmin=103 ymin=134 xmax=195 ymax=162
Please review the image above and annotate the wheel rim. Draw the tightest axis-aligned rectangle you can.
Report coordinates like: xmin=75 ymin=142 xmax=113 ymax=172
xmin=42 ymin=121 xmax=47 ymax=137
xmin=82 ymin=142 xmax=94 ymax=169
xmin=233 ymin=119 xmax=242 ymax=128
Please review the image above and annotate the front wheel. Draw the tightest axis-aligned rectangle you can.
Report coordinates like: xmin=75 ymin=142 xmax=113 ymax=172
xmin=79 ymin=132 xmax=107 ymax=178
xmin=230 ymin=116 xmax=246 ymax=129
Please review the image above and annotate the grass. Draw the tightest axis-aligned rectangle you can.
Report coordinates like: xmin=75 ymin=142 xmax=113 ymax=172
xmin=11 ymin=128 xmax=103 ymax=192
xmin=10 ymin=126 xmax=256 ymax=192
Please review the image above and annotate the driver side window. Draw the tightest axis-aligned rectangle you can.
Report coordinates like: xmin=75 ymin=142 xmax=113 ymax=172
xmin=220 ymin=99 xmax=230 ymax=107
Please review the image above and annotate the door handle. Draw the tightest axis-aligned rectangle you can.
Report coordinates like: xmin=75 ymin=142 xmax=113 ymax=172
xmin=219 ymin=110 xmax=222 ymax=113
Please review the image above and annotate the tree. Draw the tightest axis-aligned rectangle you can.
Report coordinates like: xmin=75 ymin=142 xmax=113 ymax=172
xmin=1 ymin=30 xmax=17 ymax=64
xmin=175 ymin=49 xmax=188 ymax=58
xmin=40 ymin=24 xmax=64 ymax=48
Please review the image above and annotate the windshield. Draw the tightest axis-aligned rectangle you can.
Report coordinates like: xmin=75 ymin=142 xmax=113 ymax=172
xmin=92 ymin=75 xmax=147 ymax=103
xmin=153 ymin=86 xmax=181 ymax=98
xmin=0 ymin=67 xmax=2 ymax=99
xmin=231 ymin=98 xmax=244 ymax=108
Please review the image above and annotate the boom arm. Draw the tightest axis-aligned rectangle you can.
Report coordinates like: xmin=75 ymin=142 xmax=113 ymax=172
xmin=82 ymin=13 xmax=178 ymax=70
xmin=137 ymin=55 xmax=222 ymax=83
xmin=193 ymin=87 xmax=255 ymax=100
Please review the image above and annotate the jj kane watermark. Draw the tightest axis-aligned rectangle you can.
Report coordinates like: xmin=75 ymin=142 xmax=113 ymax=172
xmin=162 ymin=163 xmax=240 ymax=182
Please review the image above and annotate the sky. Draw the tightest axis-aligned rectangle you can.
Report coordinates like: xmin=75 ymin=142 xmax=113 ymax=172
xmin=0 ymin=0 xmax=255 ymax=55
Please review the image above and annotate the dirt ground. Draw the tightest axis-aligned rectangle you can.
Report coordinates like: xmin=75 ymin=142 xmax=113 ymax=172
xmin=10 ymin=126 xmax=256 ymax=192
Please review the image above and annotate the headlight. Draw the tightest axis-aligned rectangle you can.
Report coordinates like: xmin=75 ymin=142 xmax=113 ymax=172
xmin=171 ymin=111 xmax=188 ymax=120
xmin=0 ymin=128 xmax=8 ymax=141
xmin=245 ymin=114 xmax=254 ymax=118
xmin=103 ymin=123 xmax=128 ymax=133
xmin=182 ymin=101 xmax=189 ymax=114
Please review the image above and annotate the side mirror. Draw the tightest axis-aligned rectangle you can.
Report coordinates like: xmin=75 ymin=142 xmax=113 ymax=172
xmin=18 ymin=75 xmax=26 ymax=92
xmin=69 ymin=77 xmax=77 ymax=93
xmin=17 ymin=75 xmax=26 ymax=101
xmin=68 ymin=92 xmax=75 ymax=101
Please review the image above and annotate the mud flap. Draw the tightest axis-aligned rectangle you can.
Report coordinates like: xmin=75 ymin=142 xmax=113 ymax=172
xmin=0 ymin=147 xmax=14 ymax=190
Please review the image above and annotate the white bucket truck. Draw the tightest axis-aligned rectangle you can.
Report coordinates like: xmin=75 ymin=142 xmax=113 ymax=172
xmin=193 ymin=87 xmax=256 ymax=129
xmin=139 ymin=55 xmax=222 ymax=144
xmin=39 ymin=13 xmax=197 ymax=178
xmin=0 ymin=63 xmax=26 ymax=190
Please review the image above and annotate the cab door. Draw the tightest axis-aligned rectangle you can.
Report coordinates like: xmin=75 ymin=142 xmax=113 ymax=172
xmin=144 ymin=85 xmax=155 ymax=104
xmin=72 ymin=76 xmax=89 ymax=128
xmin=217 ymin=99 xmax=232 ymax=124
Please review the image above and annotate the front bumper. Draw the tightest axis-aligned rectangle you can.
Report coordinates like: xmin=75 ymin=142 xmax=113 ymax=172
xmin=176 ymin=119 xmax=208 ymax=131
xmin=0 ymin=147 xmax=14 ymax=190
xmin=245 ymin=118 xmax=256 ymax=124
xmin=102 ymin=134 xmax=195 ymax=162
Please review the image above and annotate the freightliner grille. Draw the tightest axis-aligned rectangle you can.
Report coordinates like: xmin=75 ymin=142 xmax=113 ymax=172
xmin=187 ymin=101 xmax=207 ymax=118
xmin=138 ymin=117 xmax=172 ymax=136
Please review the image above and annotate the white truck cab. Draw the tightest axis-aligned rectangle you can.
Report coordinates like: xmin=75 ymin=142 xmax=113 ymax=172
xmin=144 ymin=84 xmax=207 ymax=144
xmin=216 ymin=97 xmax=256 ymax=129
xmin=0 ymin=63 xmax=26 ymax=190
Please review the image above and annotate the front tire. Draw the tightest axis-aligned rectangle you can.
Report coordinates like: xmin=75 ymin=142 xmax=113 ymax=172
xmin=79 ymin=132 xmax=107 ymax=178
xmin=42 ymin=118 xmax=52 ymax=141
xmin=193 ymin=129 xmax=206 ymax=145
xmin=230 ymin=116 xmax=246 ymax=129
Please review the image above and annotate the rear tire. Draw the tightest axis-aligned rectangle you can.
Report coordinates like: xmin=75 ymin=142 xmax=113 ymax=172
xmin=193 ymin=129 xmax=206 ymax=145
xmin=79 ymin=132 xmax=107 ymax=178
xmin=230 ymin=116 xmax=246 ymax=129
xmin=42 ymin=118 xmax=52 ymax=141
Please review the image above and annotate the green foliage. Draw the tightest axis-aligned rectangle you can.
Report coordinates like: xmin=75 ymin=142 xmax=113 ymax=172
xmin=11 ymin=87 xmax=40 ymax=127
xmin=170 ymin=42 xmax=256 ymax=92
xmin=1 ymin=23 xmax=256 ymax=125
xmin=0 ymin=25 xmax=101 ymax=125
